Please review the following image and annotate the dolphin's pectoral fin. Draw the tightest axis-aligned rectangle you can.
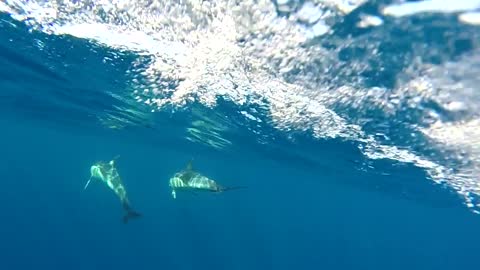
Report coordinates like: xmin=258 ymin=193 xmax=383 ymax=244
xmin=84 ymin=176 xmax=93 ymax=190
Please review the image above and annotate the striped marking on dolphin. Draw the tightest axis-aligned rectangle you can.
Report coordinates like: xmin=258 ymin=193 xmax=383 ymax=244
xmin=84 ymin=155 xmax=141 ymax=223
xmin=169 ymin=159 xmax=247 ymax=199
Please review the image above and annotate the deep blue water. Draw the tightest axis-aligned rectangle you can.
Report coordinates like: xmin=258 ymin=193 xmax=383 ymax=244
xmin=1 ymin=5 xmax=480 ymax=270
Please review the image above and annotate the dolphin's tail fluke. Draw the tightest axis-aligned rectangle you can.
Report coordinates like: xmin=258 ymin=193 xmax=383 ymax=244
xmin=218 ymin=186 xmax=248 ymax=192
xmin=122 ymin=201 xmax=141 ymax=224
xmin=123 ymin=210 xmax=141 ymax=224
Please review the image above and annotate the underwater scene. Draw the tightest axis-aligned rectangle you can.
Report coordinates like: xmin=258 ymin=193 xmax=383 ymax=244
xmin=1 ymin=0 xmax=480 ymax=269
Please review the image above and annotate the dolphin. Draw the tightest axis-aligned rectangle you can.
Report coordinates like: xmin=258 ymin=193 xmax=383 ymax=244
xmin=169 ymin=159 xmax=247 ymax=199
xmin=84 ymin=155 xmax=141 ymax=223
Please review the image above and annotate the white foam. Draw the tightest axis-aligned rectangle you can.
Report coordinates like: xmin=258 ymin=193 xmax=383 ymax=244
xmin=459 ymin=11 xmax=480 ymax=25
xmin=0 ymin=1 xmax=14 ymax=14
xmin=276 ymin=0 xmax=290 ymax=5
xmin=296 ymin=2 xmax=323 ymax=24
xmin=309 ymin=20 xmax=330 ymax=37
xmin=357 ymin=14 xmax=383 ymax=28
xmin=314 ymin=0 xmax=368 ymax=14
xmin=382 ymin=0 xmax=480 ymax=17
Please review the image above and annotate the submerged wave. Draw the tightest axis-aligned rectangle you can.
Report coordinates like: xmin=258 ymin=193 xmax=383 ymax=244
xmin=1 ymin=0 xmax=480 ymax=213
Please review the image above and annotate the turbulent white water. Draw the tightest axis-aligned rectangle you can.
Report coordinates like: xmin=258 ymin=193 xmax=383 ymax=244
xmin=1 ymin=0 xmax=480 ymax=212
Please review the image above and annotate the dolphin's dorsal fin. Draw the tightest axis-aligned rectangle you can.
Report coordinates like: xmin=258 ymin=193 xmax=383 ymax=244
xmin=110 ymin=155 xmax=121 ymax=166
xmin=186 ymin=159 xmax=193 ymax=171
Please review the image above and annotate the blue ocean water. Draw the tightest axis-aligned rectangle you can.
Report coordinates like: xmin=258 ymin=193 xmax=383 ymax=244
xmin=1 ymin=1 xmax=480 ymax=269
